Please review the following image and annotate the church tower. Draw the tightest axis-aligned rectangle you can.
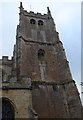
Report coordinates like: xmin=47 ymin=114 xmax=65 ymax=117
xmin=1 ymin=2 xmax=82 ymax=119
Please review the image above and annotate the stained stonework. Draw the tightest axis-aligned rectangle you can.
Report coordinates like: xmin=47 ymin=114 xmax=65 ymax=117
xmin=2 ymin=90 xmax=32 ymax=118
xmin=0 ymin=2 xmax=82 ymax=119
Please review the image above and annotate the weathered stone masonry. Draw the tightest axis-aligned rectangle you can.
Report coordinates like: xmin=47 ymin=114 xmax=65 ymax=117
xmin=0 ymin=2 xmax=82 ymax=119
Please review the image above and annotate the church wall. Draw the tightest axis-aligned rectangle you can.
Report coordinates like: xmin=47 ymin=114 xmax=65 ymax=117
xmin=65 ymin=82 xmax=82 ymax=118
xmin=19 ymin=12 xmax=58 ymax=43
xmin=16 ymin=6 xmax=73 ymax=83
xmin=2 ymin=89 xmax=32 ymax=118
xmin=17 ymin=37 xmax=72 ymax=83
xmin=32 ymin=81 xmax=82 ymax=118
xmin=32 ymin=84 xmax=69 ymax=118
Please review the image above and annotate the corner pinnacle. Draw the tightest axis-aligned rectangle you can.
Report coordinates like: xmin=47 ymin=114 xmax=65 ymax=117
xmin=47 ymin=7 xmax=51 ymax=13
xmin=20 ymin=2 xmax=23 ymax=8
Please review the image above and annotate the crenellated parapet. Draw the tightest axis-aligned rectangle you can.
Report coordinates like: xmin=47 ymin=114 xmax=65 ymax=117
xmin=1 ymin=56 xmax=12 ymax=65
xmin=19 ymin=2 xmax=52 ymax=20
xmin=0 ymin=56 xmax=13 ymax=83
xmin=20 ymin=10 xmax=52 ymax=20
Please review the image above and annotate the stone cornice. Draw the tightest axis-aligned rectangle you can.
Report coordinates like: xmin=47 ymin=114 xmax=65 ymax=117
xmin=1 ymin=79 xmax=75 ymax=90
xmin=17 ymin=35 xmax=62 ymax=46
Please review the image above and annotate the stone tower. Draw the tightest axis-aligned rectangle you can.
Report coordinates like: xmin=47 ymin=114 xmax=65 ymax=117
xmin=0 ymin=2 xmax=82 ymax=119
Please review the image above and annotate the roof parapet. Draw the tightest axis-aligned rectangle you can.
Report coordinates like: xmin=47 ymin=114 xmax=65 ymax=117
xmin=2 ymin=56 xmax=12 ymax=64
xmin=19 ymin=2 xmax=52 ymax=19
xmin=2 ymin=56 xmax=8 ymax=61
xmin=22 ymin=10 xmax=51 ymax=19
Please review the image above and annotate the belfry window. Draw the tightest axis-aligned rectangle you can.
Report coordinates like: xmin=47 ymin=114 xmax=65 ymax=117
xmin=38 ymin=49 xmax=45 ymax=62
xmin=38 ymin=20 xmax=43 ymax=26
xmin=30 ymin=19 xmax=36 ymax=24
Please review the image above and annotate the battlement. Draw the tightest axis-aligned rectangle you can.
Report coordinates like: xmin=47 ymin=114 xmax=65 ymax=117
xmin=19 ymin=2 xmax=52 ymax=19
xmin=21 ymin=10 xmax=51 ymax=19
xmin=2 ymin=56 xmax=9 ymax=61
xmin=0 ymin=56 xmax=12 ymax=65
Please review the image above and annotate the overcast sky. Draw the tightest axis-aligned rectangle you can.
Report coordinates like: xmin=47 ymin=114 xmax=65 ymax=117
xmin=0 ymin=0 xmax=82 ymax=101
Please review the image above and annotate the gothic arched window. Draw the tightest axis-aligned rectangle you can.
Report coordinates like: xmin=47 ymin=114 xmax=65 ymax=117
xmin=2 ymin=98 xmax=15 ymax=119
xmin=30 ymin=19 xmax=36 ymax=24
xmin=38 ymin=49 xmax=45 ymax=62
xmin=38 ymin=20 xmax=43 ymax=26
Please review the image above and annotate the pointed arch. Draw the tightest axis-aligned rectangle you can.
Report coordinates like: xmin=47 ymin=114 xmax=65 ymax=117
xmin=38 ymin=20 xmax=44 ymax=25
xmin=38 ymin=49 xmax=45 ymax=62
xmin=30 ymin=19 xmax=36 ymax=24
xmin=2 ymin=97 xmax=15 ymax=119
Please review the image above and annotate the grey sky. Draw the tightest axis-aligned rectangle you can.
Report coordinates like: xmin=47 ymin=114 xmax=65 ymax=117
xmin=0 ymin=0 xmax=81 ymax=101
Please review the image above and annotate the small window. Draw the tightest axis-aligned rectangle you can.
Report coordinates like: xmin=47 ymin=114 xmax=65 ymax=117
xmin=38 ymin=49 xmax=45 ymax=61
xmin=30 ymin=19 xmax=36 ymax=24
xmin=38 ymin=20 xmax=43 ymax=26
